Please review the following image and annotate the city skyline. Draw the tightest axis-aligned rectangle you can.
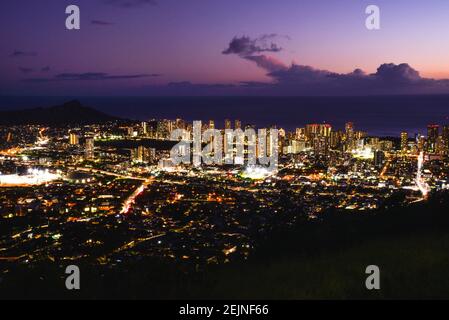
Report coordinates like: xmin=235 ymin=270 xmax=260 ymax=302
xmin=2 ymin=1 xmax=449 ymax=301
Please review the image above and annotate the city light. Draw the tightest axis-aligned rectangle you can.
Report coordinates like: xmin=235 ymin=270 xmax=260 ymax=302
xmin=0 ymin=168 xmax=60 ymax=186
xmin=241 ymin=166 xmax=273 ymax=180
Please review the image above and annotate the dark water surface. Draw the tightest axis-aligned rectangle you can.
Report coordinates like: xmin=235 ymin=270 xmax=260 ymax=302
xmin=1 ymin=95 xmax=449 ymax=136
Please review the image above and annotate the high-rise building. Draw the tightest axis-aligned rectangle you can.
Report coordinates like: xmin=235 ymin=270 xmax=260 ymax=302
xmin=295 ymin=128 xmax=305 ymax=140
xmin=225 ymin=119 xmax=232 ymax=130
xmin=400 ymin=132 xmax=408 ymax=153
xmin=132 ymin=146 xmax=156 ymax=163
xmin=305 ymin=124 xmax=331 ymax=139
xmin=374 ymin=150 xmax=385 ymax=168
xmin=417 ymin=134 xmax=426 ymax=152
xmin=345 ymin=122 xmax=355 ymax=151
xmin=235 ymin=120 xmax=242 ymax=130
xmin=69 ymin=133 xmax=79 ymax=145
xmin=305 ymin=124 xmax=332 ymax=154
xmin=156 ymin=120 xmax=173 ymax=139
xmin=175 ymin=118 xmax=186 ymax=131
xmin=208 ymin=120 xmax=215 ymax=130
xmin=142 ymin=122 xmax=148 ymax=135
xmin=443 ymin=125 xmax=449 ymax=155
xmin=85 ymin=137 xmax=94 ymax=160
xmin=330 ymin=130 xmax=343 ymax=150
xmin=437 ymin=136 xmax=445 ymax=155
xmin=427 ymin=124 xmax=439 ymax=153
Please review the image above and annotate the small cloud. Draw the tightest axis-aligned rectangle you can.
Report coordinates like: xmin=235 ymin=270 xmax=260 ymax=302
xmin=222 ymin=35 xmax=283 ymax=56
xmin=55 ymin=72 xmax=160 ymax=80
xmin=22 ymin=72 xmax=161 ymax=82
xmin=11 ymin=50 xmax=37 ymax=58
xmin=373 ymin=63 xmax=421 ymax=82
xmin=91 ymin=20 xmax=115 ymax=26
xmin=222 ymin=35 xmax=287 ymax=72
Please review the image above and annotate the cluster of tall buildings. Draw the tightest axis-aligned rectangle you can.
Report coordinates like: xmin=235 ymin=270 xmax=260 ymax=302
xmin=282 ymin=122 xmax=366 ymax=155
xmin=131 ymin=146 xmax=156 ymax=164
xmin=399 ymin=124 xmax=449 ymax=156
xmin=133 ymin=119 xmax=246 ymax=140
xmin=69 ymin=132 xmax=95 ymax=160
xmin=76 ymin=119 xmax=449 ymax=165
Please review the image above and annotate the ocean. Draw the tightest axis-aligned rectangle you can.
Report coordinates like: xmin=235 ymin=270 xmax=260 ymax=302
xmin=1 ymin=95 xmax=449 ymax=136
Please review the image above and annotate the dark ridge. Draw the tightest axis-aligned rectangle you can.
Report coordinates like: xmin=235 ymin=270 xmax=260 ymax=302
xmin=0 ymin=100 xmax=120 ymax=126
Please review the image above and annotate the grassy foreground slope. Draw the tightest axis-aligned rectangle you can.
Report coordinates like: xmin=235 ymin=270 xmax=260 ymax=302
xmin=192 ymin=192 xmax=449 ymax=299
xmin=1 ymin=192 xmax=449 ymax=299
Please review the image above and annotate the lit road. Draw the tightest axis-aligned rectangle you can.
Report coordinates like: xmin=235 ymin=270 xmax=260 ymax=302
xmin=416 ymin=152 xmax=430 ymax=198
xmin=68 ymin=166 xmax=146 ymax=181
xmin=120 ymin=177 xmax=154 ymax=214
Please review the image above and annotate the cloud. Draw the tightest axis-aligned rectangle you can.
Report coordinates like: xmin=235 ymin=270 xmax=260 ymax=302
xmin=91 ymin=20 xmax=115 ymax=26
xmin=41 ymin=66 xmax=51 ymax=72
xmin=222 ymin=36 xmax=445 ymax=95
xmin=103 ymin=0 xmax=157 ymax=8
xmin=223 ymin=35 xmax=287 ymax=72
xmin=10 ymin=50 xmax=37 ymax=58
xmin=373 ymin=63 xmax=421 ymax=82
xmin=222 ymin=35 xmax=283 ymax=56
xmin=254 ymin=62 xmax=449 ymax=95
xmin=244 ymin=55 xmax=287 ymax=72
xmin=140 ymin=62 xmax=449 ymax=96
xmin=22 ymin=72 xmax=161 ymax=83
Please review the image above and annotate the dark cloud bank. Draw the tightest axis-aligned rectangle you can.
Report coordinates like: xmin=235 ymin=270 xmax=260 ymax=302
xmin=143 ymin=35 xmax=449 ymax=96
xmin=220 ymin=35 xmax=449 ymax=95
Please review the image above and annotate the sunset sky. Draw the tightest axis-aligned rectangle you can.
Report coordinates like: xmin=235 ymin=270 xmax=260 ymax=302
xmin=2 ymin=0 xmax=449 ymax=95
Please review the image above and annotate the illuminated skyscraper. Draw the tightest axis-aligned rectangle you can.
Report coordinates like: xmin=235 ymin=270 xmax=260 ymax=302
xmin=223 ymin=119 xmax=232 ymax=155
xmin=142 ymin=122 xmax=148 ymax=135
xmin=132 ymin=146 xmax=155 ymax=163
xmin=85 ymin=137 xmax=94 ymax=160
xmin=417 ymin=134 xmax=426 ymax=152
xmin=374 ymin=150 xmax=385 ymax=168
xmin=69 ymin=133 xmax=79 ymax=145
xmin=305 ymin=124 xmax=332 ymax=154
xmin=400 ymin=132 xmax=408 ymax=153
xmin=443 ymin=125 xmax=449 ymax=155
xmin=225 ymin=119 xmax=232 ymax=130
xmin=235 ymin=120 xmax=242 ymax=130
xmin=208 ymin=120 xmax=215 ymax=130
xmin=427 ymin=124 xmax=439 ymax=153
xmin=345 ymin=122 xmax=355 ymax=151
xmin=295 ymin=128 xmax=305 ymax=140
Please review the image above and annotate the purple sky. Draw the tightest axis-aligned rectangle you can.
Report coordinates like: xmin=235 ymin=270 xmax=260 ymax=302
xmin=2 ymin=0 xmax=449 ymax=96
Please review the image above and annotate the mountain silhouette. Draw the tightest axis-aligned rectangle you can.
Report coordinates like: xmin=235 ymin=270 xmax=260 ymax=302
xmin=0 ymin=100 xmax=120 ymax=126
